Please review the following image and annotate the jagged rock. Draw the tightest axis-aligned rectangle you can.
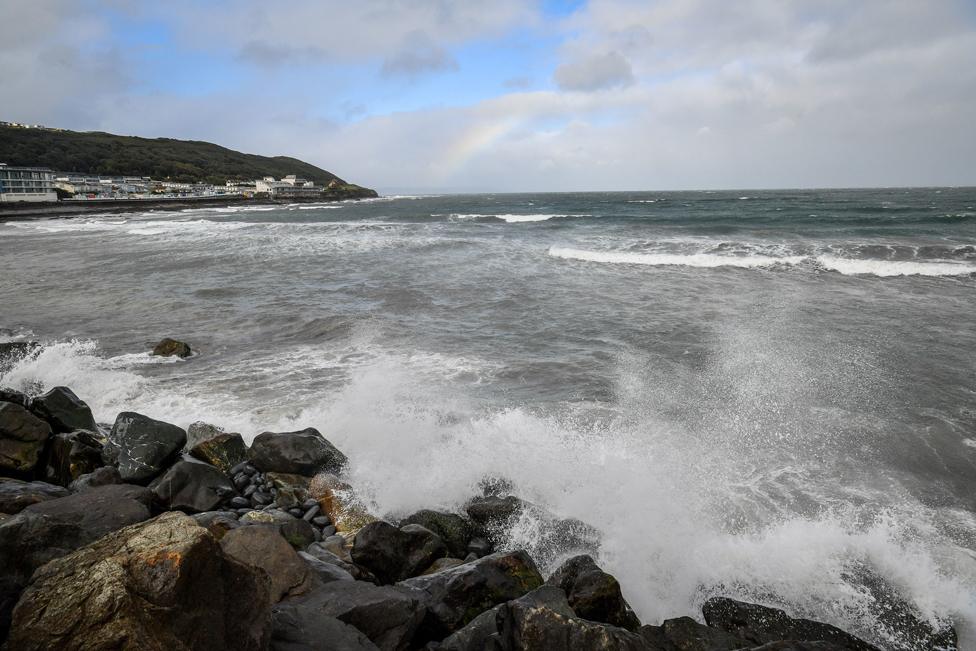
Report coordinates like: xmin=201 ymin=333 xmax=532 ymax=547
xmin=545 ymin=554 xmax=640 ymax=631
xmin=649 ymin=616 xmax=750 ymax=651
xmin=271 ymin=601 xmax=380 ymax=651
xmin=43 ymin=429 xmax=104 ymax=485
xmin=422 ymin=557 xmax=465 ymax=575
xmin=68 ymin=465 xmax=122 ymax=491
xmin=193 ymin=510 xmax=240 ymax=540
xmin=309 ymin=472 xmax=376 ymax=531
xmin=0 ymin=484 xmax=153 ymax=637
xmin=7 ymin=511 xmax=271 ymax=651
xmin=400 ymin=509 xmax=474 ymax=558
xmin=0 ymin=342 xmax=38 ymax=372
xmin=250 ymin=428 xmax=348 ymax=476
xmin=185 ymin=421 xmax=224 ymax=449
xmin=465 ymin=495 xmax=524 ymax=528
xmin=29 ymin=386 xmax=97 ymax=434
xmin=102 ymin=411 xmax=187 ymax=483
xmin=495 ymin=585 xmax=648 ymax=650
xmin=352 ymin=521 xmax=448 ymax=584
xmin=190 ymin=431 xmax=248 ymax=474
xmin=399 ymin=549 xmax=544 ymax=642
xmin=298 ymin=551 xmax=356 ymax=584
xmin=150 ymin=459 xmax=238 ymax=512
xmin=0 ymin=387 xmax=30 ymax=408
xmin=0 ymin=478 xmax=68 ymax=514
xmin=275 ymin=580 xmax=425 ymax=651
xmin=153 ymin=337 xmax=192 ymax=358
xmin=305 ymin=542 xmax=377 ymax=583
xmin=0 ymin=400 xmax=51 ymax=473
xmin=466 ymin=494 xmax=599 ymax=560
xmin=702 ymin=598 xmax=880 ymax=651
xmin=220 ymin=524 xmax=313 ymax=602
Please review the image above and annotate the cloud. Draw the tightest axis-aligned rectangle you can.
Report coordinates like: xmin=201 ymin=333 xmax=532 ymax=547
xmin=554 ymin=50 xmax=634 ymax=91
xmin=380 ymin=31 xmax=458 ymax=78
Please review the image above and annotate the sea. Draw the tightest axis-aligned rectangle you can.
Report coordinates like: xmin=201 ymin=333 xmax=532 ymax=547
xmin=1 ymin=188 xmax=975 ymax=648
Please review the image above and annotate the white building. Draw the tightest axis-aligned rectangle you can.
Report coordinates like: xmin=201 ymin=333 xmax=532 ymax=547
xmin=255 ymin=175 xmax=321 ymax=198
xmin=0 ymin=164 xmax=57 ymax=202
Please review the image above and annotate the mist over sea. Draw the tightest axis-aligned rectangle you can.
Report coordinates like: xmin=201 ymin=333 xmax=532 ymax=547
xmin=2 ymin=188 xmax=975 ymax=648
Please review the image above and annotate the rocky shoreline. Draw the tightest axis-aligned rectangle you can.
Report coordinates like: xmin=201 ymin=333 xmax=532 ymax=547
xmin=0 ymin=380 xmax=960 ymax=650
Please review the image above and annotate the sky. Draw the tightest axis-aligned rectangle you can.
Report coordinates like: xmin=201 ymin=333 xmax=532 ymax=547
xmin=1 ymin=0 xmax=975 ymax=193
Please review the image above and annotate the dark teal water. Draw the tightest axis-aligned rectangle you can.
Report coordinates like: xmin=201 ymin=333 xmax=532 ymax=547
xmin=1 ymin=188 xmax=975 ymax=648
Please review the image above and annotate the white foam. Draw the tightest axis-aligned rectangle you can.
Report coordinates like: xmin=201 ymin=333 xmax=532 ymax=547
xmin=549 ymin=247 xmax=804 ymax=269
xmin=446 ymin=213 xmax=587 ymax=223
xmin=817 ymin=256 xmax=976 ymax=277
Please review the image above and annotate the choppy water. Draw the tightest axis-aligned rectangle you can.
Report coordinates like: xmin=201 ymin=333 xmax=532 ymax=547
xmin=2 ymin=188 xmax=975 ymax=648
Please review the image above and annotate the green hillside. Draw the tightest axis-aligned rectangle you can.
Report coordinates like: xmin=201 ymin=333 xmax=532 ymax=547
xmin=0 ymin=125 xmax=360 ymax=187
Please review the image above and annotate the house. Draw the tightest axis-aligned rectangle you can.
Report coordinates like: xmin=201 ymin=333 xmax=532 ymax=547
xmin=0 ymin=163 xmax=57 ymax=202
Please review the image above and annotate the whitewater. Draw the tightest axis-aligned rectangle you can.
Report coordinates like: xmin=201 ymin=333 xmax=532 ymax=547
xmin=1 ymin=188 xmax=975 ymax=649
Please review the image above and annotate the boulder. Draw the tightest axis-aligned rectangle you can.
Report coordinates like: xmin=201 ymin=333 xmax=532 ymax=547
xmin=702 ymin=598 xmax=880 ymax=651
xmin=305 ymin=542 xmax=376 ymax=583
xmin=250 ymin=428 xmax=348 ymax=476
xmin=0 ymin=400 xmax=51 ymax=473
xmin=193 ymin=510 xmax=240 ymax=540
xmin=280 ymin=517 xmax=317 ymax=549
xmin=745 ymin=643 xmax=852 ymax=651
xmin=0 ymin=478 xmax=69 ymax=514
xmin=495 ymin=585 xmax=648 ymax=650
xmin=0 ymin=484 xmax=153 ymax=637
xmin=153 ymin=337 xmax=192 ymax=358
xmin=7 ymin=511 xmax=271 ymax=650
xmin=29 ymin=386 xmax=98 ymax=434
xmin=271 ymin=601 xmax=380 ymax=651
xmin=422 ymin=557 xmax=465 ymax=575
xmin=298 ymin=551 xmax=356 ymax=584
xmin=352 ymin=520 xmax=448 ymax=584
xmin=43 ymin=429 xmax=104 ymax=485
xmin=400 ymin=509 xmax=474 ymax=558
xmin=102 ymin=411 xmax=187 ymax=483
xmin=0 ymin=387 xmax=30 ymax=408
xmin=185 ymin=421 xmax=224 ymax=450
xmin=275 ymin=580 xmax=425 ymax=651
xmin=150 ymin=459 xmax=238 ymax=512
xmin=190 ymin=431 xmax=248 ymax=474
xmin=545 ymin=554 xmax=640 ymax=631
xmin=0 ymin=342 xmax=38 ymax=372
xmin=220 ymin=524 xmax=313 ymax=602
xmin=398 ymin=549 xmax=544 ymax=642
xmin=465 ymin=495 xmax=524 ymax=528
xmin=647 ymin=616 xmax=750 ymax=651
xmin=308 ymin=472 xmax=376 ymax=531
xmin=68 ymin=465 xmax=122 ymax=491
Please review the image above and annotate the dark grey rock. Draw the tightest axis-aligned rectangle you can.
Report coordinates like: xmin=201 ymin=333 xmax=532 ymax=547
xmin=152 ymin=337 xmax=192 ymax=358
xmin=0 ymin=343 xmax=38 ymax=374
xmin=193 ymin=510 xmax=241 ymax=540
xmin=352 ymin=521 xmax=448 ymax=584
xmin=186 ymin=421 xmax=225 ymax=450
xmin=302 ymin=503 xmax=320 ymax=521
xmin=279 ymin=518 xmax=317 ymax=550
xmin=29 ymin=386 xmax=97 ymax=434
xmin=43 ymin=429 xmax=104 ymax=486
xmin=190 ymin=431 xmax=248 ymax=474
xmin=68 ymin=465 xmax=122 ymax=491
xmin=400 ymin=509 xmax=474 ymax=559
xmin=298 ymin=551 xmax=356 ymax=584
xmin=102 ymin=411 xmax=187 ymax=484
xmin=220 ymin=525 xmax=313 ymax=603
xmin=702 ymin=598 xmax=880 ymax=651
xmin=271 ymin=601 xmax=379 ymax=651
xmin=0 ymin=400 xmax=51 ymax=474
xmin=312 ymin=515 xmax=330 ymax=527
xmin=149 ymin=459 xmax=239 ymax=513
xmin=0 ymin=387 xmax=30 ymax=408
xmin=230 ymin=496 xmax=251 ymax=508
xmin=465 ymin=495 xmax=523 ymax=528
xmin=0 ymin=478 xmax=69 ymax=514
xmin=249 ymin=428 xmax=347 ymax=476
xmin=546 ymin=554 xmax=641 ymax=631
xmin=467 ymin=537 xmax=491 ymax=557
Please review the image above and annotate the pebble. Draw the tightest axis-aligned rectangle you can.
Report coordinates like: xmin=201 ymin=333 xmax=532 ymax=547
xmin=467 ymin=537 xmax=491 ymax=557
xmin=251 ymin=492 xmax=271 ymax=506
xmin=242 ymin=485 xmax=257 ymax=498
xmin=229 ymin=497 xmax=250 ymax=509
xmin=229 ymin=462 xmax=249 ymax=475
xmin=288 ymin=508 xmax=304 ymax=518
xmin=235 ymin=508 xmax=252 ymax=516
xmin=301 ymin=498 xmax=318 ymax=510
xmin=233 ymin=474 xmax=249 ymax=490
xmin=302 ymin=504 xmax=320 ymax=521
xmin=312 ymin=516 xmax=330 ymax=527
xmin=321 ymin=525 xmax=337 ymax=537
xmin=242 ymin=464 xmax=257 ymax=476
xmin=313 ymin=528 xmax=322 ymax=542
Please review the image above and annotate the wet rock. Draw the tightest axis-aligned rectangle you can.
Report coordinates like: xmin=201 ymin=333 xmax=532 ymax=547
xmin=298 ymin=551 xmax=356 ymax=584
xmin=650 ymin=616 xmax=750 ymax=651
xmin=29 ymin=386 xmax=98 ymax=434
xmin=496 ymin=585 xmax=648 ymax=650
xmin=352 ymin=521 xmax=449 ymax=584
xmin=280 ymin=517 xmax=317 ymax=549
xmin=271 ymin=601 xmax=380 ymax=651
xmin=306 ymin=542 xmax=377 ymax=583
xmin=150 ymin=458 xmax=238 ymax=513
xmin=0 ymin=484 xmax=153 ymax=637
xmin=0 ymin=478 xmax=69 ymax=514
xmin=0 ymin=342 xmax=38 ymax=373
xmin=745 ymin=643 xmax=852 ymax=651
xmin=193 ymin=510 xmax=241 ymax=540
xmin=398 ymin=549 xmax=544 ymax=642
xmin=68 ymin=465 xmax=122 ymax=491
xmin=8 ymin=511 xmax=271 ymax=651
xmin=309 ymin=472 xmax=376 ymax=531
xmin=276 ymin=580 xmax=425 ymax=651
xmin=467 ymin=537 xmax=491 ymax=557
xmin=153 ymin=337 xmax=192 ymax=358
xmin=250 ymin=427 xmax=348 ymax=476
xmin=0 ymin=387 xmax=30 ymax=408
xmin=185 ymin=420 xmax=224 ymax=449
xmin=102 ymin=411 xmax=187 ymax=483
xmin=401 ymin=509 xmax=474 ymax=559
xmin=702 ymin=598 xmax=880 ymax=651
xmin=220 ymin=524 xmax=313 ymax=602
xmin=435 ymin=606 xmax=502 ymax=651
xmin=421 ymin=557 xmax=465 ymax=575
xmin=465 ymin=495 xmax=524 ymax=528
xmin=241 ymin=509 xmax=292 ymax=525
xmin=43 ymin=429 xmax=104 ymax=485
xmin=190 ymin=431 xmax=248 ymax=474
xmin=545 ymin=554 xmax=641 ymax=631
xmin=0 ymin=400 xmax=51 ymax=473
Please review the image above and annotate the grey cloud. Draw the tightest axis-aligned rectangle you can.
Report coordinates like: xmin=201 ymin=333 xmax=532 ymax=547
xmin=554 ymin=50 xmax=634 ymax=91
xmin=380 ymin=31 xmax=458 ymax=78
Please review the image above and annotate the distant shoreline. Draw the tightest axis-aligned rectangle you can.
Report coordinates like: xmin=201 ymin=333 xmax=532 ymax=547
xmin=0 ymin=194 xmax=375 ymax=221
